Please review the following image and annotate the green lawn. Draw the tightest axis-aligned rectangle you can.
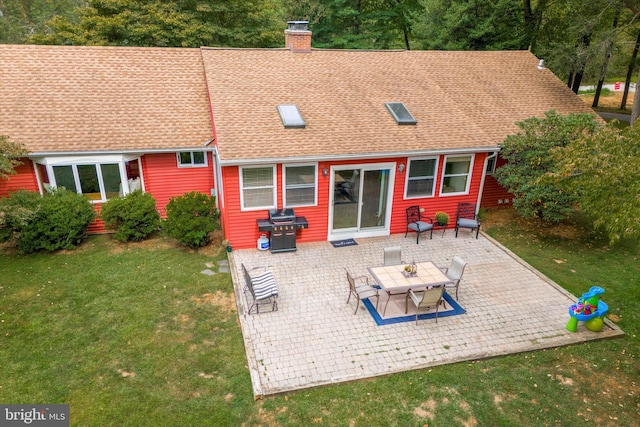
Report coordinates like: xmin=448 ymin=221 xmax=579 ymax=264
xmin=1 ymin=212 xmax=638 ymax=426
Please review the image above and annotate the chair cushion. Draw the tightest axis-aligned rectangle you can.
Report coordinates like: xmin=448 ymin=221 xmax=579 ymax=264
xmin=457 ymin=218 xmax=478 ymax=228
xmin=408 ymin=221 xmax=434 ymax=232
xmin=356 ymin=286 xmax=378 ymax=299
xmin=251 ymin=272 xmax=279 ymax=299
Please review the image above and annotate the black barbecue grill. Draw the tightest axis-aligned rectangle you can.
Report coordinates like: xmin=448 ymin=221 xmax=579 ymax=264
xmin=257 ymin=209 xmax=308 ymax=253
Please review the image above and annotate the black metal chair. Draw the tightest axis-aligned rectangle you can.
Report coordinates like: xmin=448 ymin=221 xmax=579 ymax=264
xmin=455 ymin=202 xmax=481 ymax=239
xmin=405 ymin=205 xmax=433 ymax=244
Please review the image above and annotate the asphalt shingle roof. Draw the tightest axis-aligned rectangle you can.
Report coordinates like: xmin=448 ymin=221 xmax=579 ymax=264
xmin=0 ymin=44 xmax=213 ymax=155
xmin=1 ymin=45 xmax=595 ymax=161
xmin=201 ymin=48 xmax=596 ymax=163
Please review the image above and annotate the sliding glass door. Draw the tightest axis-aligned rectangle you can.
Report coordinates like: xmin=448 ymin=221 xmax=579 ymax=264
xmin=329 ymin=163 xmax=394 ymax=240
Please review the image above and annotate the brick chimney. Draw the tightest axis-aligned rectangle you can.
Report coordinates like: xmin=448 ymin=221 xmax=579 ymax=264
xmin=285 ymin=21 xmax=312 ymax=53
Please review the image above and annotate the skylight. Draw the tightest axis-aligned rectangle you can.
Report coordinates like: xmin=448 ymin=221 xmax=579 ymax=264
xmin=385 ymin=102 xmax=417 ymax=125
xmin=277 ymin=104 xmax=306 ymax=128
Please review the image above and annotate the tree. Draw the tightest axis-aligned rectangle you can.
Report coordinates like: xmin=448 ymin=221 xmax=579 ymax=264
xmin=284 ymin=0 xmax=421 ymax=49
xmin=550 ymin=123 xmax=640 ymax=244
xmin=29 ymin=0 xmax=285 ymax=48
xmin=0 ymin=135 xmax=28 ymax=180
xmin=533 ymin=0 xmax=620 ymax=93
xmin=620 ymin=28 xmax=640 ymax=110
xmin=0 ymin=0 xmax=84 ymax=43
xmin=523 ymin=0 xmax=548 ymax=51
xmin=493 ymin=111 xmax=603 ymax=222
xmin=413 ymin=0 xmax=526 ymax=50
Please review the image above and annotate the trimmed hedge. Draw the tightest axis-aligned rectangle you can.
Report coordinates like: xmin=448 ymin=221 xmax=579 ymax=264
xmin=163 ymin=191 xmax=219 ymax=249
xmin=100 ymin=191 xmax=160 ymax=242
xmin=0 ymin=189 xmax=96 ymax=253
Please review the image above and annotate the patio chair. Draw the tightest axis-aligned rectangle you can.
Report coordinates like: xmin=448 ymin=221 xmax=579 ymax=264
xmin=440 ymin=256 xmax=467 ymax=300
xmin=405 ymin=205 xmax=434 ymax=244
xmin=340 ymin=170 xmax=359 ymax=192
xmin=455 ymin=202 xmax=481 ymax=239
xmin=383 ymin=246 xmax=403 ymax=266
xmin=336 ymin=170 xmax=359 ymax=202
xmin=346 ymin=269 xmax=379 ymax=315
xmin=405 ymin=285 xmax=445 ymax=325
xmin=241 ymin=263 xmax=279 ymax=314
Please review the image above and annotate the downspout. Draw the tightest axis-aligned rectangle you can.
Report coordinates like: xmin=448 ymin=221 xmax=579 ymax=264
xmin=212 ymin=145 xmax=224 ymax=210
xmin=32 ymin=160 xmax=43 ymax=195
xmin=137 ymin=157 xmax=146 ymax=192
xmin=476 ymin=151 xmax=498 ymax=211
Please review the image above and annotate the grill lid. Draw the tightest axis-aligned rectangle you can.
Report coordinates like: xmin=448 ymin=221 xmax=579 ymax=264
xmin=269 ymin=208 xmax=295 ymax=222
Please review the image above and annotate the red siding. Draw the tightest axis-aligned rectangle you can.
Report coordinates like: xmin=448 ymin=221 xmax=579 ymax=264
xmin=141 ymin=153 xmax=215 ymax=217
xmin=388 ymin=152 xmax=486 ymax=234
xmin=480 ymin=156 xmax=514 ymax=208
xmin=221 ymin=153 xmax=488 ymax=249
xmin=0 ymin=159 xmax=38 ymax=197
xmin=0 ymin=159 xmax=110 ymax=232
xmin=88 ymin=204 xmax=107 ymax=234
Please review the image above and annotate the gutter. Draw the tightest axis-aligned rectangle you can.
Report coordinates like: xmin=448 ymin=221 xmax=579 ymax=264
xmin=26 ymin=145 xmax=218 ymax=158
xmin=217 ymin=146 xmax=500 ymax=166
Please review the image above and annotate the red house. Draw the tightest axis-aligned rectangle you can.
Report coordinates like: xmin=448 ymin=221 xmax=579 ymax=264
xmin=0 ymin=23 xmax=596 ymax=249
xmin=200 ymin=23 xmax=596 ymax=249
xmin=0 ymin=45 xmax=215 ymax=233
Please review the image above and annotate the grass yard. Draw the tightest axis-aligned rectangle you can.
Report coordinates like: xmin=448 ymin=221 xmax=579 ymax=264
xmin=1 ymin=210 xmax=639 ymax=426
xmin=578 ymin=89 xmax=634 ymax=116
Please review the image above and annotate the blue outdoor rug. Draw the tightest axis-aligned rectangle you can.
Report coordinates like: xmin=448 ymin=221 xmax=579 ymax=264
xmin=362 ymin=291 xmax=465 ymax=326
xmin=330 ymin=239 xmax=357 ymax=248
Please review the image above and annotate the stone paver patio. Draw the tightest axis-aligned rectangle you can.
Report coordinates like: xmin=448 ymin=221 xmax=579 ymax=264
xmin=228 ymin=231 xmax=624 ymax=399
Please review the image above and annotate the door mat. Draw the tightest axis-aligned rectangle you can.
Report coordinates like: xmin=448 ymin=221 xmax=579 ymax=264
xmin=330 ymin=239 xmax=358 ymax=248
xmin=362 ymin=291 xmax=465 ymax=326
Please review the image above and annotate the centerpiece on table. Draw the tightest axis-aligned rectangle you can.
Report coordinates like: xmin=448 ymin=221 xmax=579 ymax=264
xmin=403 ymin=261 xmax=418 ymax=277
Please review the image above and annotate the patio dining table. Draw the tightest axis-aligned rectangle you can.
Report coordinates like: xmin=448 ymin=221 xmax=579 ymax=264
xmin=368 ymin=261 xmax=453 ymax=315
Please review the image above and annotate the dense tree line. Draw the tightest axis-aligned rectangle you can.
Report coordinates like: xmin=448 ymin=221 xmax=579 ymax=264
xmin=2 ymin=0 xmax=640 ymax=89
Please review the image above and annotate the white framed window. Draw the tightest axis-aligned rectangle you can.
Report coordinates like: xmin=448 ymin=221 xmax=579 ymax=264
xmin=284 ymin=164 xmax=317 ymax=207
xmin=486 ymin=156 xmax=496 ymax=175
xmin=35 ymin=155 xmax=140 ymax=203
xmin=50 ymin=163 xmax=122 ymax=202
xmin=441 ymin=155 xmax=473 ymax=195
xmin=240 ymin=165 xmax=276 ymax=210
xmin=405 ymin=157 xmax=438 ymax=198
xmin=177 ymin=151 xmax=207 ymax=168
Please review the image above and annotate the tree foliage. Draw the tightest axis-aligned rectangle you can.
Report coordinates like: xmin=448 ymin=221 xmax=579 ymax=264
xmin=550 ymin=123 xmax=640 ymax=244
xmin=0 ymin=135 xmax=28 ymax=180
xmin=494 ymin=111 xmax=603 ymax=222
xmin=0 ymin=0 xmax=84 ymax=43
xmin=413 ymin=0 xmax=526 ymax=50
xmin=28 ymin=0 xmax=285 ymax=47
xmin=285 ymin=0 xmax=421 ymax=49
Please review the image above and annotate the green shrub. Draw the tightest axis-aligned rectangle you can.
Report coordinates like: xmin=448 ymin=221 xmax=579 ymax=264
xmin=16 ymin=189 xmax=96 ymax=253
xmin=163 ymin=191 xmax=219 ymax=249
xmin=100 ymin=191 xmax=160 ymax=242
xmin=0 ymin=190 xmax=42 ymax=242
